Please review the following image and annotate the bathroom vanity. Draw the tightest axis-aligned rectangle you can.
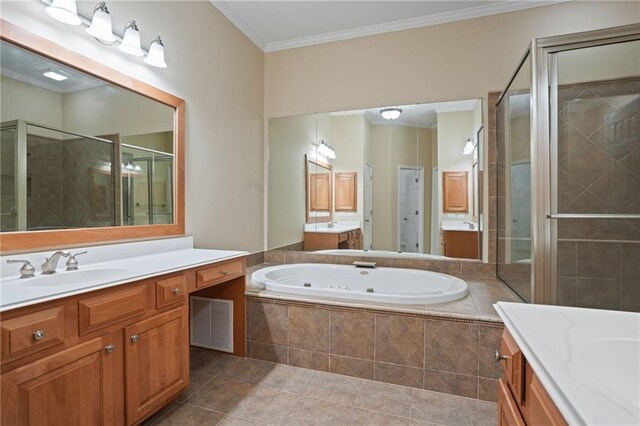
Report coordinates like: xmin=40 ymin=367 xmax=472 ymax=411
xmin=495 ymin=302 xmax=640 ymax=426
xmin=303 ymin=222 xmax=362 ymax=251
xmin=0 ymin=238 xmax=247 ymax=425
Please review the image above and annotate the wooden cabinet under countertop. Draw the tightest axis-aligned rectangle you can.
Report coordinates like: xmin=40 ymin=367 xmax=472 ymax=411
xmin=304 ymin=229 xmax=362 ymax=251
xmin=441 ymin=230 xmax=478 ymax=259
xmin=497 ymin=329 xmax=567 ymax=426
xmin=0 ymin=256 xmax=247 ymax=426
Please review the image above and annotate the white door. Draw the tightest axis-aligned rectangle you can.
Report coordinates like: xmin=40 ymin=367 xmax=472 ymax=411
xmin=363 ymin=163 xmax=373 ymax=250
xmin=398 ymin=166 xmax=424 ymax=253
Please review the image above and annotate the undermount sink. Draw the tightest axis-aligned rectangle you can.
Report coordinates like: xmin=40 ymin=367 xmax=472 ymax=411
xmin=20 ymin=268 xmax=129 ymax=288
xmin=579 ymin=337 xmax=640 ymax=407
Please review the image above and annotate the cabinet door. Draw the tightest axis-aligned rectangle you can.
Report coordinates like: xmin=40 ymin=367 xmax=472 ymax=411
xmin=335 ymin=172 xmax=357 ymax=212
xmin=124 ymin=307 xmax=188 ymax=425
xmin=442 ymin=171 xmax=469 ymax=213
xmin=1 ymin=336 xmax=116 ymax=426
xmin=309 ymin=173 xmax=331 ymax=211
xmin=498 ymin=378 xmax=525 ymax=426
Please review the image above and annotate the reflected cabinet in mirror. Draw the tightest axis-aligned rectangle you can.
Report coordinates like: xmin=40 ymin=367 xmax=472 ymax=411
xmin=0 ymin=21 xmax=184 ymax=252
xmin=268 ymin=99 xmax=484 ymax=260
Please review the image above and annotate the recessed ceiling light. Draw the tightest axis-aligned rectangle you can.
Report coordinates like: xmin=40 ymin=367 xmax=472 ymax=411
xmin=43 ymin=70 xmax=68 ymax=81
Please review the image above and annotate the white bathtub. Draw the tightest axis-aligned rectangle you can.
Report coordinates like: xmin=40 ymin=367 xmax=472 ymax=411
xmin=251 ymin=263 xmax=468 ymax=304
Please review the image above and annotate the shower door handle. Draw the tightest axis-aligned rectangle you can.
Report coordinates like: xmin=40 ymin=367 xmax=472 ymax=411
xmin=546 ymin=214 xmax=640 ymax=219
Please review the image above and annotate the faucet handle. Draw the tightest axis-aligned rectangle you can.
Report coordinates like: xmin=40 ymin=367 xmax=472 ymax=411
xmin=66 ymin=251 xmax=88 ymax=271
xmin=7 ymin=259 xmax=36 ymax=278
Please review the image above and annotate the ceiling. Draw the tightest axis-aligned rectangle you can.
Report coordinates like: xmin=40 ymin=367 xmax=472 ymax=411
xmin=331 ymin=99 xmax=479 ymax=129
xmin=210 ymin=0 xmax=566 ymax=52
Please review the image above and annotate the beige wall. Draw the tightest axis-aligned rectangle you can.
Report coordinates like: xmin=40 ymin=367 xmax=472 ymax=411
xmin=1 ymin=1 xmax=265 ymax=252
xmin=264 ymin=0 xmax=639 ymax=258
xmin=0 ymin=75 xmax=63 ymax=128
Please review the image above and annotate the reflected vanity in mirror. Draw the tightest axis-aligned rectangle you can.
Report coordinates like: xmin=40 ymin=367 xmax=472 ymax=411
xmin=268 ymin=99 xmax=484 ymax=260
xmin=0 ymin=21 xmax=184 ymax=252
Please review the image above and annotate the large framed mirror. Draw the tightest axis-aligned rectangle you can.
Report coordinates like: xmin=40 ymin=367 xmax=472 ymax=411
xmin=0 ymin=20 xmax=185 ymax=252
xmin=268 ymin=98 xmax=484 ymax=260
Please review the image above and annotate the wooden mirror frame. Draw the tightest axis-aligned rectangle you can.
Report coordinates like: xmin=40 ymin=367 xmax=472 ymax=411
xmin=0 ymin=20 xmax=185 ymax=253
xmin=304 ymin=155 xmax=333 ymax=224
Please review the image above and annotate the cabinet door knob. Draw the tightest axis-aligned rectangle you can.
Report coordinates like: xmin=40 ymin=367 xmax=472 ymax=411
xmin=495 ymin=350 xmax=509 ymax=363
xmin=221 ymin=270 xmax=229 ymax=276
xmin=105 ymin=344 xmax=115 ymax=354
xmin=173 ymin=287 xmax=181 ymax=296
xmin=130 ymin=335 xmax=140 ymax=343
xmin=33 ymin=330 xmax=45 ymax=341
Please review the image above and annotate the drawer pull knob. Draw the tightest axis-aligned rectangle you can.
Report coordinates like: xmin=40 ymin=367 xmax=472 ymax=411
xmin=495 ymin=350 xmax=509 ymax=363
xmin=130 ymin=335 xmax=140 ymax=343
xmin=33 ymin=330 xmax=45 ymax=341
xmin=221 ymin=270 xmax=229 ymax=276
xmin=105 ymin=344 xmax=115 ymax=354
xmin=173 ymin=287 xmax=181 ymax=296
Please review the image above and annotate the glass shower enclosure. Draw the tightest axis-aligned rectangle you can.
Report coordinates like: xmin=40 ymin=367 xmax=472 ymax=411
xmin=497 ymin=24 xmax=640 ymax=311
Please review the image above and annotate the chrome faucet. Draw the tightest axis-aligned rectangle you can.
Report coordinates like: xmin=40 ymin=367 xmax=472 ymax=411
xmin=463 ymin=221 xmax=476 ymax=229
xmin=41 ymin=251 xmax=70 ymax=274
xmin=327 ymin=221 xmax=338 ymax=228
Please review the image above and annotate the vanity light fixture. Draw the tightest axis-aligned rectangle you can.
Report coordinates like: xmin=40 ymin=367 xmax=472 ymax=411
xmin=86 ymin=2 xmax=116 ymax=44
xmin=463 ymin=138 xmax=476 ymax=155
xmin=45 ymin=0 xmax=81 ymax=25
xmin=380 ymin=107 xmax=402 ymax=120
xmin=118 ymin=21 xmax=144 ymax=56
xmin=43 ymin=69 xmax=68 ymax=81
xmin=318 ymin=140 xmax=336 ymax=159
xmin=144 ymin=36 xmax=167 ymax=68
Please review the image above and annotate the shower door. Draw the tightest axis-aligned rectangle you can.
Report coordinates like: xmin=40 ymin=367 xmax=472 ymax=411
xmin=543 ymin=35 xmax=640 ymax=311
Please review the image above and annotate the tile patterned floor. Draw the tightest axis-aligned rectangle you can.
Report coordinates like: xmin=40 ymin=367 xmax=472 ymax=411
xmin=144 ymin=348 xmax=497 ymax=426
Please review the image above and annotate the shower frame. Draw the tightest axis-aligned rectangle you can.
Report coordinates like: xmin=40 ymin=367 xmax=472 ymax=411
xmin=497 ymin=23 xmax=640 ymax=304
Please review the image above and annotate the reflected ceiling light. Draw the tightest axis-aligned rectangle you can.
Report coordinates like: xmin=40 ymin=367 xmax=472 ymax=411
xmin=118 ymin=20 xmax=144 ymax=56
xmin=45 ymin=0 xmax=81 ymax=25
xmin=463 ymin=138 xmax=475 ymax=155
xmin=43 ymin=69 xmax=68 ymax=81
xmin=380 ymin=107 xmax=402 ymax=120
xmin=134 ymin=164 xmax=142 ymax=172
xmin=86 ymin=2 xmax=116 ymax=44
xmin=318 ymin=140 xmax=336 ymax=159
xmin=144 ymin=36 xmax=167 ymax=68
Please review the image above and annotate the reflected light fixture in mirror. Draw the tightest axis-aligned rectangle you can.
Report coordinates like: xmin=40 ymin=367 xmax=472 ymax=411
xmin=318 ymin=140 xmax=336 ymax=159
xmin=144 ymin=36 xmax=167 ymax=68
xmin=463 ymin=138 xmax=475 ymax=155
xmin=86 ymin=2 xmax=115 ymax=44
xmin=380 ymin=107 xmax=402 ymax=120
xmin=45 ymin=0 xmax=81 ymax=25
xmin=118 ymin=20 xmax=144 ymax=56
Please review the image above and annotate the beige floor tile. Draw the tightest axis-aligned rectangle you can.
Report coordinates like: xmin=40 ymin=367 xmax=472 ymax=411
xmin=229 ymin=387 xmax=298 ymax=425
xmin=354 ymin=380 xmax=412 ymax=417
xmin=410 ymin=389 xmax=471 ymax=426
xmin=219 ymin=416 xmax=263 ymax=425
xmin=178 ymin=372 xmax=214 ymax=402
xmin=468 ymin=400 xmax=497 ymax=426
xmin=304 ymin=371 xmax=364 ymax=405
xmin=191 ymin=351 xmax=240 ymax=377
xmin=259 ymin=364 xmax=318 ymax=394
xmin=283 ymin=397 xmax=351 ymax=426
xmin=142 ymin=401 xmax=183 ymax=425
xmin=347 ymin=408 xmax=410 ymax=425
xmin=155 ymin=404 xmax=225 ymax=425
xmin=187 ymin=376 xmax=255 ymax=413
xmin=217 ymin=358 xmax=277 ymax=384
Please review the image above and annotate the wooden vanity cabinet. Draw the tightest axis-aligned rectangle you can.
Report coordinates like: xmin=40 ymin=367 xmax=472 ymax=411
xmin=498 ymin=330 xmax=567 ymax=426
xmin=442 ymin=171 xmax=468 ymax=213
xmin=0 ymin=256 xmax=246 ymax=426
xmin=303 ymin=229 xmax=362 ymax=251
xmin=441 ymin=230 xmax=478 ymax=259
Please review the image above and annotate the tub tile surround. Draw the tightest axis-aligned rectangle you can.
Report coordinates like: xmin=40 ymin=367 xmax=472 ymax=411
xmin=245 ymin=263 xmax=519 ymax=402
xmin=144 ymin=348 xmax=498 ymax=425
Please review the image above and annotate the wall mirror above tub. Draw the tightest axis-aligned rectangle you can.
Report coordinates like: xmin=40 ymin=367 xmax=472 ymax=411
xmin=0 ymin=21 xmax=184 ymax=252
xmin=268 ymin=98 xmax=484 ymax=260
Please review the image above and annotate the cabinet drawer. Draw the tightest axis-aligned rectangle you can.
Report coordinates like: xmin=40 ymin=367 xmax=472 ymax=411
xmin=78 ymin=285 xmax=146 ymax=335
xmin=196 ymin=260 xmax=244 ymax=289
xmin=1 ymin=306 xmax=64 ymax=360
xmin=501 ymin=329 xmax=524 ymax=405
xmin=156 ymin=274 xmax=187 ymax=308
xmin=498 ymin=378 xmax=525 ymax=426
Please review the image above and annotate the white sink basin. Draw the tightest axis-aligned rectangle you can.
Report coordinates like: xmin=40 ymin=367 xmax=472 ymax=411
xmin=579 ymin=337 xmax=640 ymax=407
xmin=21 ymin=269 xmax=129 ymax=288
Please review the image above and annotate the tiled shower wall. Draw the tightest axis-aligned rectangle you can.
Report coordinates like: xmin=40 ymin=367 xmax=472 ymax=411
xmin=555 ymin=77 xmax=640 ymax=312
xmin=246 ymin=298 xmax=503 ymax=402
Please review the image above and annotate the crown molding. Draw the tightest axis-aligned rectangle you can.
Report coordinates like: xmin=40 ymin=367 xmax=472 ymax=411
xmin=209 ymin=0 xmax=266 ymax=51
xmin=212 ymin=0 xmax=569 ymax=53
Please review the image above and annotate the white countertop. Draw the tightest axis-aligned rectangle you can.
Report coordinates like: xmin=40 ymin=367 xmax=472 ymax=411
xmin=441 ymin=221 xmax=478 ymax=232
xmin=304 ymin=221 xmax=361 ymax=234
xmin=495 ymin=302 xmax=640 ymax=426
xmin=0 ymin=237 xmax=248 ymax=312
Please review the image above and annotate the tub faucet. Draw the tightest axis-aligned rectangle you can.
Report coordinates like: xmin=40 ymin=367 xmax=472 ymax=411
xmin=41 ymin=250 xmax=70 ymax=274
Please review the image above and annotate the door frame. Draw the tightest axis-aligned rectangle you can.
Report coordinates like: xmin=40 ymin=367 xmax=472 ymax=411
xmin=397 ymin=165 xmax=424 ymax=253
xmin=363 ymin=162 xmax=373 ymax=250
